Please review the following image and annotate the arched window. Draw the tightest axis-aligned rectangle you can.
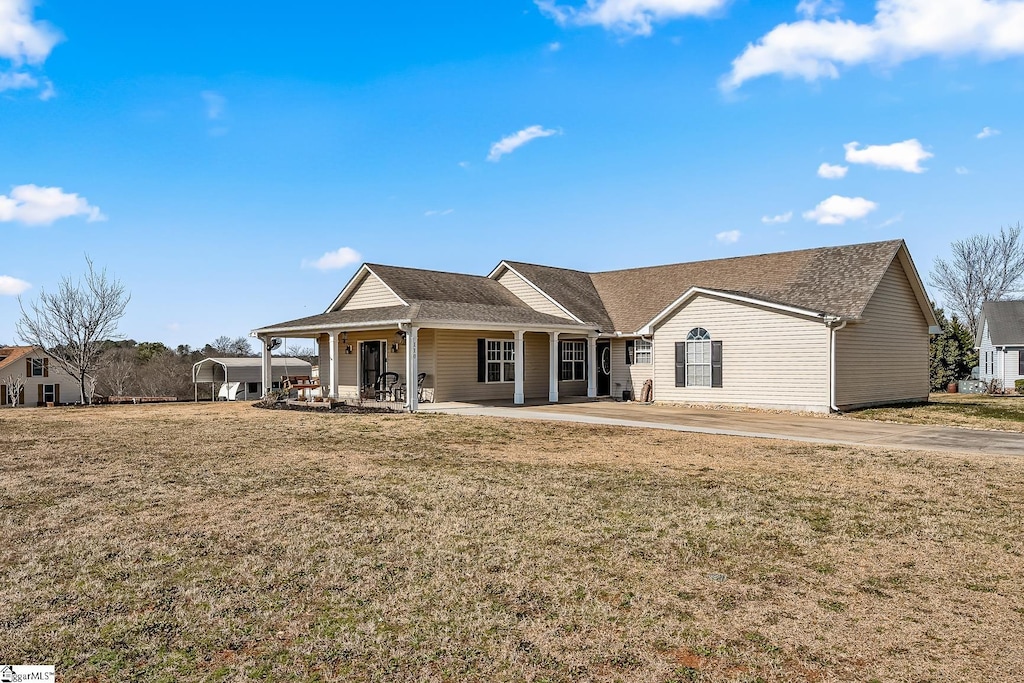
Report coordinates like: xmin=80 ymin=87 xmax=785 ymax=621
xmin=686 ymin=328 xmax=712 ymax=387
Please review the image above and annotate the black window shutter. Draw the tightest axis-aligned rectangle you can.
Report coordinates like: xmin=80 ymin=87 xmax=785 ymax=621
xmin=674 ymin=342 xmax=686 ymax=387
xmin=625 ymin=340 xmax=634 ymax=365
xmin=477 ymin=339 xmax=486 ymax=382
xmin=1019 ymin=351 xmax=1024 ymax=376
xmin=26 ymin=358 xmax=32 ymax=376
xmin=711 ymin=341 xmax=723 ymax=388
xmin=1 ymin=384 xmax=6 ymax=406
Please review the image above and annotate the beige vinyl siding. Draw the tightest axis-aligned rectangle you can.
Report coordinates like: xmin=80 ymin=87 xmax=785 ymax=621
xmin=318 ymin=330 xmax=436 ymax=400
xmin=496 ymin=269 xmax=573 ymax=320
xmin=610 ymin=338 xmax=653 ymax=400
xmin=653 ymin=294 xmax=830 ymax=411
xmin=834 ymin=256 xmax=930 ymax=409
xmin=433 ymin=330 xmax=552 ymax=402
xmin=339 ymin=272 xmax=403 ymax=311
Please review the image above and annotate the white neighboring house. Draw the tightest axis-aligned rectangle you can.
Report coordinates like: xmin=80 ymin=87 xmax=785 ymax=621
xmin=0 ymin=346 xmax=85 ymax=407
xmin=976 ymin=301 xmax=1024 ymax=390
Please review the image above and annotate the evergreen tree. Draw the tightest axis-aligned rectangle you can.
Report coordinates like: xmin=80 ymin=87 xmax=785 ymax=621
xmin=930 ymin=304 xmax=979 ymax=391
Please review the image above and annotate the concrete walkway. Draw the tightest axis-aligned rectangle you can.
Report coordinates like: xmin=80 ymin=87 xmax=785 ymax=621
xmin=422 ymin=400 xmax=1024 ymax=457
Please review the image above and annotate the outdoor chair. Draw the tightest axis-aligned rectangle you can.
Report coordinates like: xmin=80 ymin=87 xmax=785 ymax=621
xmin=375 ymin=372 xmax=400 ymax=401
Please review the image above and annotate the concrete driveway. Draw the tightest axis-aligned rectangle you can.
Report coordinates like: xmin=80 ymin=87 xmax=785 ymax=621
xmin=423 ymin=400 xmax=1024 ymax=457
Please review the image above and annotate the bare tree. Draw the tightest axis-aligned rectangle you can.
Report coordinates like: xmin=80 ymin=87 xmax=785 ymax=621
xmin=209 ymin=335 xmax=253 ymax=357
xmin=96 ymin=346 xmax=136 ymax=397
xmin=285 ymin=344 xmax=316 ymax=364
xmin=16 ymin=257 xmax=130 ymax=405
xmin=3 ymin=375 xmax=25 ymax=407
xmin=930 ymin=224 xmax=1024 ymax=335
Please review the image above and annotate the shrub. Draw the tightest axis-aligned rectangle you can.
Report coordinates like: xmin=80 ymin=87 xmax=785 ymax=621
xmin=1016 ymin=379 xmax=1024 ymax=394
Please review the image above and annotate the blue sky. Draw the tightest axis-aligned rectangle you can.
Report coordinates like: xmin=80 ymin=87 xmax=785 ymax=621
xmin=1 ymin=0 xmax=1022 ymax=346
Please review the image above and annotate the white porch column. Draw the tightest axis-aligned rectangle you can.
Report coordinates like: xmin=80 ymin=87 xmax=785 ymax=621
xmin=587 ymin=333 xmax=598 ymax=398
xmin=260 ymin=335 xmax=273 ymax=397
xmin=328 ymin=331 xmax=339 ymax=398
xmin=405 ymin=326 xmax=419 ymax=412
xmin=548 ymin=331 xmax=559 ymax=403
xmin=514 ymin=330 xmax=525 ymax=405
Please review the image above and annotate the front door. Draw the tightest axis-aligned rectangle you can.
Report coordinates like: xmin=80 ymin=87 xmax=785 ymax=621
xmin=360 ymin=341 xmax=386 ymax=397
xmin=597 ymin=340 xmax=611 ymax=396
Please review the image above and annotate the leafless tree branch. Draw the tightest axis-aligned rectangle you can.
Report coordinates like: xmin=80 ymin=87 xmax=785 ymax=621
xmin=929 ymin=223 xmax=1024 ymax=335
xmin=16 ymin=256 xmax=130 ymax=405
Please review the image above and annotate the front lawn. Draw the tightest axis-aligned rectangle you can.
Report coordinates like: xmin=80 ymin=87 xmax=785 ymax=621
xmin=1 ymin=402 xmax=1022 ymax=681
xmin=847 ymin=392 xmax=1024 ymax=432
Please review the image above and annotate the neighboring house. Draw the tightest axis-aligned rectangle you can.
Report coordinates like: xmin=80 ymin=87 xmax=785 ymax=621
xmin=0 ymin=346 xmax=85 ymax=407
xmin=252 ymin=239 xmax=939 ymax=413
xmin=192 ymin=357 xmax=313 ymax=401
xmin=976 ymin=300 xmax=1024 ymax=389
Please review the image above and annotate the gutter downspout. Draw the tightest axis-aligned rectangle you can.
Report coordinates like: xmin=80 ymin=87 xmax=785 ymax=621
xmin=828 ymin=318 xmax=848 ymax=413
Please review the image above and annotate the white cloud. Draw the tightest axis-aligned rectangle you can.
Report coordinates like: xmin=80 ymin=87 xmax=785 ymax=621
xmin=0 ymin=0 xmax=62 ymax=97
xmin=761 ymin=211 xmax=793 ymax=224
xmin=303 ymin=247 xmax=362 ymax=271
xmin=424 ymin=209 xmax=454 ymax=217
xmin=955 ymin=165 xmax=971 ymax=175
xmin=724 ymin=0 xmax=1024 ymax=90
xmin=797 ymin=0 xmax=843 ymax=19
xmin=0 ymin=274 xmax=31 ymax=296
xmin=201 ymin=91 xmax=226 ymax=120
xmin=487 ymin=125 xmax=560 ymax=162
xmin=977 ymin=126 xmax=1000 ymax=139
xmin=878 ymin=212 xmax=904 ymax=228
xmin=803 ymin=195 xmax=878 ymax=225
xmin=548 ymin=41 xmax=562 ymax=52
xmin=716 ymin=229 xmax=741 ymax=244
xmin=536 ymin=0 xmax=728 ymax=36
xmin=817 ymin=162 xmax=848 ymax=179
xmin=0 ymin=185 xmax=105 ymax=226
xmin=458 ymin=161 xmax=471 ymax=169
xmin=844 ymin=139 xmax=932 ymax=173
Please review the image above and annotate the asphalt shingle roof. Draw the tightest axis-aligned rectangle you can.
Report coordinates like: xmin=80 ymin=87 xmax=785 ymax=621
xmin=507 ymin=240 xmax=906 ymax=333
xmin=980 ymin=300 xmax=1024 ymax=346
xmin=257 ymin=240 xmax=916 ymax=335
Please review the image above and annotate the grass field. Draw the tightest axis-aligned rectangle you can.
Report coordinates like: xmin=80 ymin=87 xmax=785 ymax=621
xmin=848 ymin=392 xmax=1024 ymax=432
xmin=1 ymin=402 xmax=1023 ymax=682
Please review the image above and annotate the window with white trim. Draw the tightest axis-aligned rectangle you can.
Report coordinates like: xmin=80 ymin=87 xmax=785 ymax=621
xmin=30 ymin=358 xmax=45 ymax=377
xmin=486 ymin=340 xmax=515 ymax=383
xmin=634 ymin=339 xmax=652 ymax=364
xmin=686 ymin=328 xmax=712 ymax=387
xmin=560 ymin=340 xmax=586 ymax=381
xmin=43 ymin=384 xmax=56 ymax=403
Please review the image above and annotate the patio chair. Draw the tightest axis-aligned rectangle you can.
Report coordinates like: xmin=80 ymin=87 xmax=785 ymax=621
xmin=375 ymin=372 xmax=400 ymax=401
xmin=416 ymin=372 xmax=428 ymax=402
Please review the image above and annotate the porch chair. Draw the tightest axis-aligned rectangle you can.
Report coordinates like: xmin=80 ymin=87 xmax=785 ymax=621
xmin=375 ymin=372 xmax=400 ymax=401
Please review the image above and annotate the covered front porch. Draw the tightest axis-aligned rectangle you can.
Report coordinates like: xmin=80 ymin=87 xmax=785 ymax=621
xmin=252 ymin=321 xmax=604 ymax=412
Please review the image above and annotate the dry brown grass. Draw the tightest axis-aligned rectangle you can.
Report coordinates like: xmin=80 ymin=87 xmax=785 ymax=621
xmin=847 ymin=392 xmax=1024 ymax=432
xmin=1 ymin=402 xmax=1023 ymax=682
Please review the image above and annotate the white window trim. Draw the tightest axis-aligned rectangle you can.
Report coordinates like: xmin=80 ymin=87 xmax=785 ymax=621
xmin=485 ymin=339 xmax=516 ymax=384
xmin=31 ymin=358 xmax=45 ymax=377
xmin=42 ymin=384 xmax=56 ymax=403
xmin=560 ymin=340 xmax=586 ymax=382
xmin=634 ymin=339 xmax=652 ymax=365
xmin=685 ymin=328 xmax=712 ymax=388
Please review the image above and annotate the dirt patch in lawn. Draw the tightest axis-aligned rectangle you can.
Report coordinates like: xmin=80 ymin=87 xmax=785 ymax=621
xmin=1 ymin=402 xmax=1022 ymax=681
xmin=846 ymin=392 xmax=1024 ymax=432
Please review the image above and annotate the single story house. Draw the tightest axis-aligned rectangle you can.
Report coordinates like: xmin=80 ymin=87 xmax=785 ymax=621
xmin=0 ymin=346 xmax=85 ymax=406
xmin=976 ymin=300 xmax=1024 ymax=389
xmin=252 ymin=239 xmax=938 ymax=413
xmin=192 ymin=357 xmax=312 ymax=401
